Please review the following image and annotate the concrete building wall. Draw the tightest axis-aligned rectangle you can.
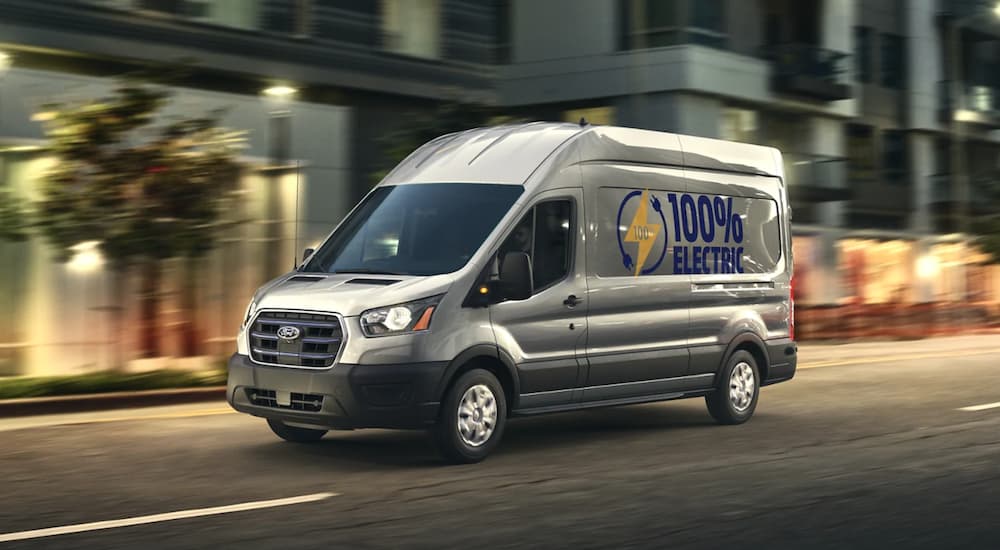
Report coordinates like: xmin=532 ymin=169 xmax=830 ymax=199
xmin=614 ymin=92 xmax=724 ymax=138
xmin=904 ymin=0 xmax=946 ymax=131
xmin=509 ymin=0 xmax=616 ymax=63
xmin=809 ymin=115 xmax=849 ymax=304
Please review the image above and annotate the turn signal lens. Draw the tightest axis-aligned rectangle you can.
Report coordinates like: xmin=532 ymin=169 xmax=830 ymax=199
xmin=413 ymin=306 xmax=436 ymax=331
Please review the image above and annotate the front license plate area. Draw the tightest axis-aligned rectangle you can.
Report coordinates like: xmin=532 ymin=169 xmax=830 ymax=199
xmin=275 ymin=390 xmax=292 ymax=407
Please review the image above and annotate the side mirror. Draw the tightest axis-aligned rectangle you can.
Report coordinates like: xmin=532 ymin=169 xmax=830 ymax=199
xmin=301 ymin=248 xmax=315 ymax=262
xmin=499 ymin=251 xmax=533 ymax=301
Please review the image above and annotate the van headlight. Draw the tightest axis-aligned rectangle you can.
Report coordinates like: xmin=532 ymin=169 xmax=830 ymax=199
xmin=242 ymin=300 xmax=258 ymax=329
xmin=360 ymin=295 xmax=442 ymax=337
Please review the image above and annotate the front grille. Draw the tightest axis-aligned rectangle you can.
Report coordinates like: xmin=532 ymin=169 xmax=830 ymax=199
xmin=246 ymin=388 xmax=323 ymax=412
xmin=249 ymin=311 xmax=344 ymax=368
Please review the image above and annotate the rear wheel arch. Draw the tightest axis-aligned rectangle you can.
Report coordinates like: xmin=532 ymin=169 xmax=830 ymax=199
xmin=720 ymin=332 xmax=769 ymax=383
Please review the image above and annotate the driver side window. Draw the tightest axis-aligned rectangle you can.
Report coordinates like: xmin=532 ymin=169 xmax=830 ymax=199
xmin=498 ymin=200 xmax=572 ymax=291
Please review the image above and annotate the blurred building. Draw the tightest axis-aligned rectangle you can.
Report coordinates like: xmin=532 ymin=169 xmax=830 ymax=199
xmin=0 ymin=0 xmax=998 ymax=374
xmin=0 ymin=0 xmax=500 ymax=374
xmin=500 ymin=0 xmax=1000 ymax=315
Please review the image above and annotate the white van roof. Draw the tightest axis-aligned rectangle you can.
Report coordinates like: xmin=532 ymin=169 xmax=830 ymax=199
xmin=380 ymin=122 xmax=783 ymax=187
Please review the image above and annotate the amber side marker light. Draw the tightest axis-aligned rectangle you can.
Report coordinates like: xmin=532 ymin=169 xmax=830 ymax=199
xmin=413 ymin=307 xmax=436 ymax=331
xmin=478 ymin=285 xmax=490 ymax=295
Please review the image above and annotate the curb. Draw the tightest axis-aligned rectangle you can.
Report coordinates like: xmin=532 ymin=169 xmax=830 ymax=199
xmin=0 ymin=386 xmax=227 ymax=418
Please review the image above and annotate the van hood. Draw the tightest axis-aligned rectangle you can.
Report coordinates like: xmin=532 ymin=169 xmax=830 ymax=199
xmin=253 ymin=272 xmax=456 ymax=317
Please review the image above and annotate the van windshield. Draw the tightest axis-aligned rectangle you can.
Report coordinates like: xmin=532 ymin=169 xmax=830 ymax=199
xmin=302 ymin=183 xmax=523 ymax=276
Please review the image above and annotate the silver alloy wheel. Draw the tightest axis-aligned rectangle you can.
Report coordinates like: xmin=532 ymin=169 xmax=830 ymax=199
xmin=457 ymin=384 xmax=498 ymax=447
xmin=729 ymin=361 xmax=755 ymax=412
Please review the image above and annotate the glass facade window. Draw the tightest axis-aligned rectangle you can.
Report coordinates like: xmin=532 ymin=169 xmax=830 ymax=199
xmin=309 ymin=1 xmax=379 ymax=45
xmin=381 ymin=0 xmax=441 ymax=59
xmin=882 ymin=130 xmax=908 ymax=185
xmin=619 ymin=0 xmax=726 ymax=50
xmin=494 ymin=0 xmax=512 ymax=64
xmin=689 ymin=0 xmax=725 ymax=46
xmin=854 ymin=26 xmax=872 ymax=83
xmin=89 ymin=0 xmax=264 ymax=30
xmin=880 ymin=33 xmax=906 ymax=88
xmin=195 ymin=0 xmax=260 ymax=30
xmin=846 ymin=124 xmax=877 ymax=184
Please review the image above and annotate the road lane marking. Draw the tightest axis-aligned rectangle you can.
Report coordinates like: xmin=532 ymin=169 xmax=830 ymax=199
xmin=958 ymin=402 xmax=1000 ymax=412
xmin=0 ymin=492 xmax=337 ymax=543
xmin=799 ymin=347 xmax=1000 ymax=370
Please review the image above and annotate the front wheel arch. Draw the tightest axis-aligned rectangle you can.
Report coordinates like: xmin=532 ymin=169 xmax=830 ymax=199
xmin=435 ymin=345 xmax=520 ymax=412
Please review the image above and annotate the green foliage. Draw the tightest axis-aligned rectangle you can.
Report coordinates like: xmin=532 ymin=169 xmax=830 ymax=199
xmin=370 ymin=102 xmax=525 ymax=187
xmin=0 ymin=188 xmax=30 ymax=242
xmin=32 ymin=79 xmax=247 ymax=268
xmin=0 ymin=368 xmax=225 ymax=399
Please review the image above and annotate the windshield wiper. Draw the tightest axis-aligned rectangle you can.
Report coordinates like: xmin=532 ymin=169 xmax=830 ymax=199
xmin=333 ymin=268 xmax=408 ymax=276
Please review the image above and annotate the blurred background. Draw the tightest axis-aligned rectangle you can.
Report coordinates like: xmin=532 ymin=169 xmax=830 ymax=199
xmin=0 ymin=0 xmax=998 ymax=379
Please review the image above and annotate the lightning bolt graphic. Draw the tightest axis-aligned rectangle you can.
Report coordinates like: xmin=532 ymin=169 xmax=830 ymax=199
xmin=623 ymin=190 xmax=661 ymax=276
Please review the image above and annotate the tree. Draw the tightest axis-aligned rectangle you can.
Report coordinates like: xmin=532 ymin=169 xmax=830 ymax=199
xmin=0 ymin=188 xmax=30 ymax=242
xmin=33 ymin=79 xmax=246 ymax=361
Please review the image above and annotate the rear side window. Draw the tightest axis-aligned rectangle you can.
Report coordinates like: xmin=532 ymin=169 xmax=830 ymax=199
xmin=499 ymin=200 xmax=573 ymax=290
xmin=595 ymin=186 xmax=781 ymax=277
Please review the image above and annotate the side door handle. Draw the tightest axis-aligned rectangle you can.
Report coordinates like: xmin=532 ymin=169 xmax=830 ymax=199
xmin=563 ymin=294 xmax=582 ymax=308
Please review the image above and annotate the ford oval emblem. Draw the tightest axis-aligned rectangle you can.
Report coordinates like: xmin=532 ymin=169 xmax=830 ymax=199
xmin=276 ymin=325 xmax=301 ymax=340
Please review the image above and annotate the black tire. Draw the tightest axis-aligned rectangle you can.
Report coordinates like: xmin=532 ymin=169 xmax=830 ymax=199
xmin=267 ymin=418 xmax=327 ymax=443
xmin=706 ymin=350 xmax=760 ymax=425
xmin=433 ymin=369 xmax=507 ymax=464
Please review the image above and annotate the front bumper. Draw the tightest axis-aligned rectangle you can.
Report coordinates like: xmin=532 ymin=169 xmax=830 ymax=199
xmin=226 ymin=353 xmax=447 ymax=429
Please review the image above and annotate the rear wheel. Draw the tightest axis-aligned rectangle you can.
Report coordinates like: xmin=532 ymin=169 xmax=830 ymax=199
xmin=706 ymin=350 xmax=760 ymax=425
xmin=433 ymin=369 xmax=507 ymax=464
xmin=267 ymin=419 xmax=327 ymax=443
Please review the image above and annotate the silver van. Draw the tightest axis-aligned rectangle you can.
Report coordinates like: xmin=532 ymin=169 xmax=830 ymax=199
xmin=227 ymin=122 xmax=797 ymax=463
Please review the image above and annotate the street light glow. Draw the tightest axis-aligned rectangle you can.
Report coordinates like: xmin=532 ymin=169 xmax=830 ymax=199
xmin=916 ymin=255 xmax=940 ymax=279
xmin=0 ymin=51 xmax=10 ymax=72
xmin=0 ymin=145 xmax=43 ymax=153
xmin=262 ymin=85 xmax=298 ymax=99
xmin=32 ymin=111 xmax=56 ymax=122
xmin=954 ymin=108 xmax=979 ymax=122
xmin=67 ymin=241 xmax=104 ymax=273
xmin=994 ymin=1 xmax=1000 ymax=18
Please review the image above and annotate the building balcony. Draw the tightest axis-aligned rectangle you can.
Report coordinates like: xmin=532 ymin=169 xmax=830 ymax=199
xmin=841 ymin=164 xmax=914 ymax=230
xmin=929 ymin=172 xmax=998 ymax=210
xmin=762 ymin=44 xmax=852 ymax=102
xmin=784 ymin=153 xmax=852 ymax=204
xmin=0 ymin=0 xmax=495 ymax=102
xmin=942 ymin=81 xmax=1000 ymax=127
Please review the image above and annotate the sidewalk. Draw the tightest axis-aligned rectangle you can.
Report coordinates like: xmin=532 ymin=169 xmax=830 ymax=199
xmin=0 ymin=387 xmax=225 ymax=418
xmin=797 ymin=333 xmax=1000 ymax=367
xmin=3 ymin=334 xmax=1000 ymax=418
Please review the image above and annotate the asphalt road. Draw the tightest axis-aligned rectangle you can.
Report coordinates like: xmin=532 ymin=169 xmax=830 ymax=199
xmin=3 ymin=340 xmax=1000 ymax=549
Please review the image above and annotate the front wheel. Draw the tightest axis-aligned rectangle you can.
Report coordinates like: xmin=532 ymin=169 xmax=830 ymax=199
xmin=706 ymin=350 xmax=760 ymax=425
xmin=267 ymin=419 xmax=327 ymax=443
xmin=433 ymin=369 xmax=507 ymax=464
